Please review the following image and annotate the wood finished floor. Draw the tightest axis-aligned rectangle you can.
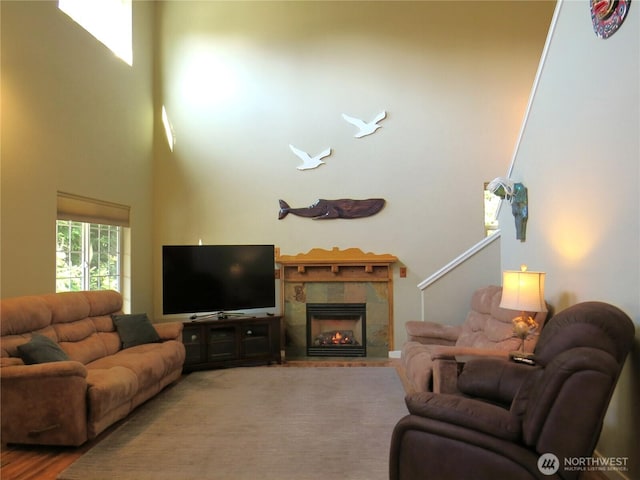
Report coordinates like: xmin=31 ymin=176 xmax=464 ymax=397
xmin=1 ymin=360 xmax=407 ymax=480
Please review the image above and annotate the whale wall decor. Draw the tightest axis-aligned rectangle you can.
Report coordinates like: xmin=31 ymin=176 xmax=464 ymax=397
xmin=278 ymin=198 xmax=385 ymax=220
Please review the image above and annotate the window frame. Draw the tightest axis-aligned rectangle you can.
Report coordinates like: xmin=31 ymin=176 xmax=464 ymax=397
xmin=56 ymin=192 xmax=131 ymax=298
xmin=56 ymin=219 xmax=123 ymax=292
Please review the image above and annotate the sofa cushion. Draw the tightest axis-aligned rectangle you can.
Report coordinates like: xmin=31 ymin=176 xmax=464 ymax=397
xmin=0 ymin=296 xmax=52 ymax=336
xmin=17 ymin=334 xmax=70 ymax=364
xmin=113 ymin=314 xmax=161 ymax=349
xmin=85 ymin=366 xmax=140 ymax=421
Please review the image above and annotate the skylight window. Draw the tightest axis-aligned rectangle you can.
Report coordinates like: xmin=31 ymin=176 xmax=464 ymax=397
xmin=59 ymin=0 xmax=132 ymax=66
xmin=162 ymin=106 xmax=176 ymax=152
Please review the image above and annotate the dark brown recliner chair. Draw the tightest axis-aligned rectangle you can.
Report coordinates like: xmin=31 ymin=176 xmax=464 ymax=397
xmin=390 ymin=301 xmax=635 ymax=480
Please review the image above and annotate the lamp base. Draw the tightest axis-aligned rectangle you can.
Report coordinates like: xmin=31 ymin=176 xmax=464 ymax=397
xmin=510 ymin=351 xmax=536 ymax=365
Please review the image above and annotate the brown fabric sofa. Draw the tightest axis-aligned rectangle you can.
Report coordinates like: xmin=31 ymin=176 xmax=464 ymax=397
xmin=401 ymin=285 xmax=547 ymax=393
xmin=0 ymin=290 xmax=185 ymax=446
xmin=390 ymin=301 xmax=635 ymax=480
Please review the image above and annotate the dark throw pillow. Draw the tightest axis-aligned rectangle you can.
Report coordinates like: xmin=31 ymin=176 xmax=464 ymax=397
xmin=112 ymin=313 xmax=161 ymax=349
xmin=17 ymin=333 xmax=70 ymax=365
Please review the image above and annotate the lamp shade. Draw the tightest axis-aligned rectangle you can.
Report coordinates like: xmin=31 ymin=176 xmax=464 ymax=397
xmin=500 ymin=266 xmax=547 ymax=312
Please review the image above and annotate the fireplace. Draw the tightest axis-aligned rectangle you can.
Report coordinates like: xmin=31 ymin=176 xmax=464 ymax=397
xmin=307 ymin=303 xmax=366 ymax=357
xmin=277 ymin=247 xmax=398 ymax=358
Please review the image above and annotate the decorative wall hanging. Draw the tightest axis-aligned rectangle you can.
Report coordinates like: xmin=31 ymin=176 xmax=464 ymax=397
xmin=278 ymin=198 xmax=385 ymax=220
xmin=342 ymin=111 xmax=386 ymax=138
xmin=591 ymin=0 xmax=630 ymax=38
xmin=487 ymin=177 xmax=528 ymax=241
xmin=289 ymin=144 xmax=332 ymax=171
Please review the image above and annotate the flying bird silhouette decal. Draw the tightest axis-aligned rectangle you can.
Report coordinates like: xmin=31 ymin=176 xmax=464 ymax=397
xmin=342 ymin=111 xmax=387 ymax=138
xmin=289 ymin=144 xmax=331 ymax=171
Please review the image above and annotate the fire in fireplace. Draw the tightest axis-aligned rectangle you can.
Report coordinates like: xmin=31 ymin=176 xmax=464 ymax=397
xmin=313 ymin=330 xmax=358 ymax=346
xmin=306 ymin=303 xmax=366 ymax=357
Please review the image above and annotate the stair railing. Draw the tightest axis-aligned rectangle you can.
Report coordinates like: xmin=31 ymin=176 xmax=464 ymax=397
xmin=417 ymin=230 xmax=501 ymax=320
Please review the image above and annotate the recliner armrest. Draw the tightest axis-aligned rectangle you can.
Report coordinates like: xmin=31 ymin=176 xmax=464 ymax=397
xmin=457 ymin=357 xmax=536 ymax=405
xmin=430 ymin=347 xmax=511 ymax=394
xmin=432 ymin=357 xmax=461 ymax=394
xmin=422 ymin=345 xmax=509 ymax=393
xmin=429 ymin=345 xmax=511 ymax=362
xmin=405 ymin=391 xmax=522 ymax=441
xmin=405 ymin=321 xmax=462 ymax=345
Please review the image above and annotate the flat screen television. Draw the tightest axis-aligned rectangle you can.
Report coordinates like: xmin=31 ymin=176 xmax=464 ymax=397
xmin=162 ymin=244 xmax=276 ymax=316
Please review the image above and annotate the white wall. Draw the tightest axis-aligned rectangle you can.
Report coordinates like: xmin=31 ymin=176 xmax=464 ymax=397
xmin=154 ymin=1 xmax=554 ymax=346
xmin=0 ymin=1 xmax=156 ymax=313
xmin=500 ymin=0 xmax=639 ymax=475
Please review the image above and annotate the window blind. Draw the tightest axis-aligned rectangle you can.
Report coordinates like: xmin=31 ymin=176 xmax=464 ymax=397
xmin=57 ymin=192 xmax=130 ymax=227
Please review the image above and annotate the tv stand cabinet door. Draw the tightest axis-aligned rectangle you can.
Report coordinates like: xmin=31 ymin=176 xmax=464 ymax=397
xmin=240 ymin=317 xmax=281 ymax=364
xmin=207 ymin=324 xmax=239 ymax=361
xmin=241 ymin=323 xmax=271 ymax=357
xmin=182 ymin=324 xmax=207 ymax=367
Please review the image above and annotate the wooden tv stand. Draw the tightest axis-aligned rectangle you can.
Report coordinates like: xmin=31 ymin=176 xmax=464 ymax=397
xmin=181 ymin=315 xmax=282 ymax=372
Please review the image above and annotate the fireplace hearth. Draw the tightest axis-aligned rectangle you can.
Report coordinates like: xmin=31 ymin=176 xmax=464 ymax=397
xmin=307 ymin=303 xmax=366 ymax=357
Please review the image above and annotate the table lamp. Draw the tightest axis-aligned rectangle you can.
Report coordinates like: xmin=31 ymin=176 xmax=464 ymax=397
xmin=500 ymin=265 xmax=547 ymax=359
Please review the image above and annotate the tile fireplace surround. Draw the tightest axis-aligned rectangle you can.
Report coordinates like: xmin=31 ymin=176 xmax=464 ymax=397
xmin=276 ymin=247 xmax=398 ymax=359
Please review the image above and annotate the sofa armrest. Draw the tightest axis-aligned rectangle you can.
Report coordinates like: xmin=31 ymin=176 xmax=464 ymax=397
xmin=153 ymin=321 xmax=183 ymax=342
xmin=0 ymin=360 xmax=87 ymax=379
xmin=405 ymin=321 xmax=462 ymax=345
xmin=1 ymin=361 xmax=89 ymax=445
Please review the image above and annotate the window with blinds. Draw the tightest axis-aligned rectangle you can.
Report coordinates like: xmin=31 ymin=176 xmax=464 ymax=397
xmin=56 ymin=192 xmax=130 ymax=293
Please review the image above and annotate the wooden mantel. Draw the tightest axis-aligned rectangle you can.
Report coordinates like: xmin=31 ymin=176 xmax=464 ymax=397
xmin=276 ymin=247 xmax=398 ymax=281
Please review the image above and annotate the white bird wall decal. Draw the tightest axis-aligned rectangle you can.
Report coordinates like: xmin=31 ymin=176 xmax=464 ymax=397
xmin=342 ymin=111 xmax=387 ymax=138
xmin=289 ymin=144 xmax=332 ymax=171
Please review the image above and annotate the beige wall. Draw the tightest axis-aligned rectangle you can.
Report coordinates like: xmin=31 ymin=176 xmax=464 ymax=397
xmin=154 ymin=1 xmax=554 ymax=345
xmin=500 ymin=0 xmax=639 ymax=475
xmin=0 ymin=1 xmax=156 ymax=313
xmin=4 ymin=0 xmax=635 ymax=472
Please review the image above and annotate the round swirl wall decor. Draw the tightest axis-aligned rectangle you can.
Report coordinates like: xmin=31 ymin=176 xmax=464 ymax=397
xmin=591 ymin=0 xmax=631 ymax=39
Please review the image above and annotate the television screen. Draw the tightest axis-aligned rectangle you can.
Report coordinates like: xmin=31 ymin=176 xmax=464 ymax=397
xmin=162 ymin=244 xmax=276 ymax=315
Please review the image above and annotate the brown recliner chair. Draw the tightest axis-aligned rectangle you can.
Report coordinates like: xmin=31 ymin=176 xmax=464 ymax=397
xmin=390 ymin=301 xmax=635 ymax=480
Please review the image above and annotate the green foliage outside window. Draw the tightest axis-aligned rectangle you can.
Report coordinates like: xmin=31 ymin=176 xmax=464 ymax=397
xmin=56 ymin=220 xmax=121 ymax=292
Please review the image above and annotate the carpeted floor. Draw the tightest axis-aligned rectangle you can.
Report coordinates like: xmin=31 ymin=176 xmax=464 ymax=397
xmin=58 ymin=366 xmax=408 ymax=480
